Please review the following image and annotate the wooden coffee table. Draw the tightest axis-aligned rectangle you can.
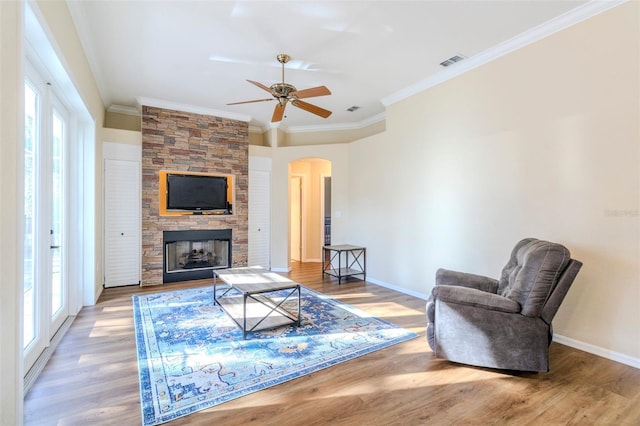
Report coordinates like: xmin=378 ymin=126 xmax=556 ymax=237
xmin=213 ymin=267 xmax=301 ymax=339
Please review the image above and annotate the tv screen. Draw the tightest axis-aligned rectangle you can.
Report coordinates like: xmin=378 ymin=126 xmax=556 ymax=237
xmin=166 ymin=174 xmax=228 ymax=212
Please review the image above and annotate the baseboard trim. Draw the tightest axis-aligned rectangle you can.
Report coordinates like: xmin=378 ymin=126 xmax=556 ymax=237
xmin=366 ymin=276 xmax=430 ymax=301
xmin=367 ymin=275 xmax=639 ymax=370
xmin=553 ymin=334 xmax=640 ymax=369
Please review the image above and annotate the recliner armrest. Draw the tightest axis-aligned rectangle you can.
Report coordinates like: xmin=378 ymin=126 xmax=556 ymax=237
xmin=435 ymin=268 xmax=499 ymax=293
xmin=433 ymin=285 xmax=521 ymax=314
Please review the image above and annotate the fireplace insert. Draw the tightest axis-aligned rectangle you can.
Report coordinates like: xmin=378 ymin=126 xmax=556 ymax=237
xmin=163 ymin=229 xmax=231 ymax=283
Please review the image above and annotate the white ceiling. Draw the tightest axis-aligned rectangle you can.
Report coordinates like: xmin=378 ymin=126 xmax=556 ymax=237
xmin=67 ymin=1 xmax=594 ymax=131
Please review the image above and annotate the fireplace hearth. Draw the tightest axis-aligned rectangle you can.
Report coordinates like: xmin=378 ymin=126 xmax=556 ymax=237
xmin=163 ymin=229 xmax=231 ymax=283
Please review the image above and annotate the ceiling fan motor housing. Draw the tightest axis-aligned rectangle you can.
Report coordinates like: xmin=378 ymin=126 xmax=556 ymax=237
xmin=270 ymin=83 xmax=297 ymax=98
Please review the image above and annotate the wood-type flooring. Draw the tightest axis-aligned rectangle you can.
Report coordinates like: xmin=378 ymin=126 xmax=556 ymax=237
xmin=24 ymin=262 xmax=640 ymax=425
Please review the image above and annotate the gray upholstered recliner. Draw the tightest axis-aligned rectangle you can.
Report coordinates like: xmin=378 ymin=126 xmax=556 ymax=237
xmin=426 ymin=238 xmax=582 ymax=372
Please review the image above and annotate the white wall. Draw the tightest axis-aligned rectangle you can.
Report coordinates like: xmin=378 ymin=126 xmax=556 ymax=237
xmin=0 ymin=2 xmax=24 ymax=423
xmin=34 ymin=0 xmax=106 ymax=299
xmin=250 ymin=144 xmax=349 ymax=271
xmin=347 ymin=3 xmax=640 ymax=365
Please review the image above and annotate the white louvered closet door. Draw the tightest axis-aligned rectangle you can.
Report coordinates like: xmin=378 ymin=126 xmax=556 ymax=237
xmin=104 ymin=158 xmax=141 ymax=287
xmin=248 ymin=169 xmax=271 ymax=269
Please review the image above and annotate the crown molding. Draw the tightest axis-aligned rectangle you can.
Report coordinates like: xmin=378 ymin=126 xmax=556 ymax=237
xmin=381 ymin=0 xmax=628 ymax=107
xmin=126 ymin=1 xmax=625 ymax=133
xmin=242 ymin=111 xmax=386 ymax=135
xmin=284 ymin=112 xmax=386 ymax=134
xmin=107 ymin=105 xmax=140 ymax=116
xmin=243 ymin=122 xmax=276 ymax=134
xmin=136 ymin=97 xmax=252 ymax=123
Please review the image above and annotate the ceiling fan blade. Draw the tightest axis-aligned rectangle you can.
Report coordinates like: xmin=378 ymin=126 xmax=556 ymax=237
xmin=272 ymin=103 xmax=286 ymax=122
xmin=247 ymin=79 xmax=273 ymax=94
xmin=227 ymin=98 xmax=273 ymax=106
xmin=292 ymin=85 xmax=331 ymax=99
xmin=291 ymin=99 xmax=332 ymax=119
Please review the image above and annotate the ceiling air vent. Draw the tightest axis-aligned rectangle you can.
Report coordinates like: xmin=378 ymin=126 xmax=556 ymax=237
xmin=440 ymin=54 xmax=466 ymax=67
xmin=347 ymin=105 xmax=360 ymax=112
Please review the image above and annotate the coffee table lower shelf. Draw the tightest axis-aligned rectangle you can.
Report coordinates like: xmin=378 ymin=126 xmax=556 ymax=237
xmin=216 ymin=293 xmax=300 ymax=339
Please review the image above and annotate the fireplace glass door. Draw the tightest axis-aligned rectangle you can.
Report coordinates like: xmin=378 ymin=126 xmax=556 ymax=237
xmin=166 ymin=239 xmax=230 ymax=274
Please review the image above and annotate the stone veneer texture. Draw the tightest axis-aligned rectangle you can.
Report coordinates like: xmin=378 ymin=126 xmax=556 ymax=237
xmin=141 ymin=105 xmax=249 ymax=285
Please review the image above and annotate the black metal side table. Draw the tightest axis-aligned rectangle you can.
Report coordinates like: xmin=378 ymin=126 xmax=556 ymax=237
xmin=322 ymin=244 xmax=366 ymax=284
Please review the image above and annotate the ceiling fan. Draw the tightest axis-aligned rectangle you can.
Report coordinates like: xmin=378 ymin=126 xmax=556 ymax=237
xmin=227 ymin=54 xmax=332 ymax=123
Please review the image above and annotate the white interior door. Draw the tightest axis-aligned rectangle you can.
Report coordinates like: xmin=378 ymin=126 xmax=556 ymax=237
xmin=104 ymin=157 xmax=141 ymax=287
xmin=248 ymin=169 xmax=271 ymax=268
xmin=290 ymin=176 xmax=302 ymax=262
xmin=322 ymin=175 xmax=331 ymax=246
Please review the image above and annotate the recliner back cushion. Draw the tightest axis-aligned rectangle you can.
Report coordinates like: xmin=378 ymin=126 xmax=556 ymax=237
xmin=498 ymin=238 xmax=570 ymax=317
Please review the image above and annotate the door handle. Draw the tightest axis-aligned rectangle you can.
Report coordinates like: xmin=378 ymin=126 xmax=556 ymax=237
xmin=49 ymin=229 xmax=60 ymax=249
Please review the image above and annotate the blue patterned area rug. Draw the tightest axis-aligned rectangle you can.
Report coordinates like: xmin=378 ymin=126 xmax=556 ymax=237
xmin=133 ymin=285 xmax=417 ymax=425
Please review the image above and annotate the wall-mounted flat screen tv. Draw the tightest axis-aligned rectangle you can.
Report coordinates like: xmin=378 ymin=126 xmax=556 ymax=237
xmin=166 ymin=174 xmax=229 ymax=212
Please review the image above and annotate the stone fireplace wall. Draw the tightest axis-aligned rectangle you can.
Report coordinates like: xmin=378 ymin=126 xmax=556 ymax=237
xmin=141 ymin=105 xmax=248 ymax=285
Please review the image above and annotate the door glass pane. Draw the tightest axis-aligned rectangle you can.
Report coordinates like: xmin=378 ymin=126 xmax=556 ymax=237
xmin=24 ymin=82 xmax=37 ymax=349
xmin=51 ymin=110 xmax=64 ymax=316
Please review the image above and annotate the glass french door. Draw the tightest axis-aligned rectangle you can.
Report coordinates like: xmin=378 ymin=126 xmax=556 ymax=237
xmin=50 ymin=107 xmax=67 ymax=332
xmin=23 ymin=72 xmax=70 ymax=372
